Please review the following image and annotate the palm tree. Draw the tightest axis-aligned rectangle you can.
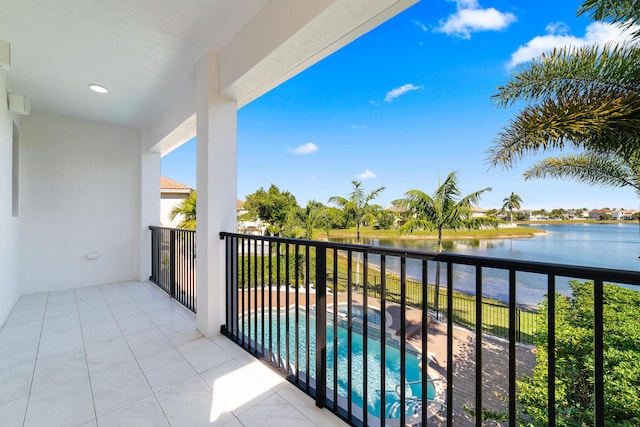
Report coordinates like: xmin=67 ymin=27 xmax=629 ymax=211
xmin=394 ymin=171 xmax=497 ymax=312
xmin=488 ymin=0 xmax=640 ymax=168
xmin=502 ymin=192 xmax=523 ymax=223
xmin=169 ymin=191 xmax=196 ymax=229
xmin=328 ymin=180 xmax=385 ymax=242
xmin=299 ymin=200 xmax=331 ymax=240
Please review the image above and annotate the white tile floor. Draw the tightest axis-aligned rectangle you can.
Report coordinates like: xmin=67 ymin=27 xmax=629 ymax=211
xmin=0 ymin=281 xmax=347 ymax=427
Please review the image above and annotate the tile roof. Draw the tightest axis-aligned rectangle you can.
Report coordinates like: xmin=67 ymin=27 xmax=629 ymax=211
xmin=160 ymin=176 xmax=192 ymax=191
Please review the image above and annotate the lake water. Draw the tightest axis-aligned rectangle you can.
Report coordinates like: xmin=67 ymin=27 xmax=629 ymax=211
xmin=330 ymin=223 xmax=640 ymax=306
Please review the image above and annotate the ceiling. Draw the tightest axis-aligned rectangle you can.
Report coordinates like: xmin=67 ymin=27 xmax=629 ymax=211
xmin=0 ymin=0 xmax=268 ymax=128
xmin=0 ymin=0 xmax=417 ymax=143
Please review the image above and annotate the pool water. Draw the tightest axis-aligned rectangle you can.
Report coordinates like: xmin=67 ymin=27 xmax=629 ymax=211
xmin=241 ymin=307 xmax=436 ymax=420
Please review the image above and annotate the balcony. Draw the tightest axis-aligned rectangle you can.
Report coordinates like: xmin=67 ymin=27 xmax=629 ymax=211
xmin=4 ymin=228 xmax=638 ymax=426
xmin=0 ymin=280 xmax=346 ymax=426
xmin=215 ymin=232 xmax=640 ymax=427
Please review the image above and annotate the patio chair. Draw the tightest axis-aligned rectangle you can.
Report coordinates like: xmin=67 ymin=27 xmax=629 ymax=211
xmin=384 ymin=376 xmax=447 ymax=426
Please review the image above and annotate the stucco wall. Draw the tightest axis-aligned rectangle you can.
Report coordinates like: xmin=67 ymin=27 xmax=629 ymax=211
xmin=20 ymin=113 xmax=141 ymax=293
xmin=0 ymin=70 xmax=21 ymax=326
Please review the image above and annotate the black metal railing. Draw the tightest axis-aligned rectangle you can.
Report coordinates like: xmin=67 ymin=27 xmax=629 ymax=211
xmin=220 ymin=232 xmax=640 ymax=427
xmin=338 ymin=272 xmax=538 ymax=344
xmin=149 ymin=226 xmax=196 ymax=312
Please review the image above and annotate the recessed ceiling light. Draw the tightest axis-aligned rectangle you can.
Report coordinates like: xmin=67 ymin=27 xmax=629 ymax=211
xmin=89 ymin=84 xmax=109 ymax=94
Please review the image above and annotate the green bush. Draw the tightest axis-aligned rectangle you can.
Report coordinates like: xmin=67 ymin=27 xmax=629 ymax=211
xmin=517 ymin=281 xmax=640 ymax=426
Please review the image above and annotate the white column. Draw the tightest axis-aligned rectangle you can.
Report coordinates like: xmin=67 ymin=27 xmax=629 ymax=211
xmin=139 ymin=147 xmax=161 ymax=281
xmin=195 ymin=54 xmax=237 ymax=337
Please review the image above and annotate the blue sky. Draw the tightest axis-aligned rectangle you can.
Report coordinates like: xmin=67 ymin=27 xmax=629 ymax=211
xmin=162 ymin=0 xmax=640 ymax=211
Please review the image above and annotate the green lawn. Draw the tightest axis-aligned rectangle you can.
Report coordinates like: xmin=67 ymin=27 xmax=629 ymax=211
xmin=318 ymin=225 xmax=545 ymax=240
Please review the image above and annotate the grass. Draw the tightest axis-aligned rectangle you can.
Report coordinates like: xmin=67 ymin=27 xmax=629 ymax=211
xmin=317 ymin=225 xmax=546 ymax=241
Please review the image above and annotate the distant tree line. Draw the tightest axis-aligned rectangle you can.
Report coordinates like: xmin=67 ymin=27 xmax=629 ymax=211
xmin=236 ymin=172 xmax=500 ymax=240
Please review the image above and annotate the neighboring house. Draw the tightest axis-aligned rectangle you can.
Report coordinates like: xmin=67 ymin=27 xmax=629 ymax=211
xmin=385 ymin=205 xmax=408 ymax=229
xmin=160 ymin=176 xmax=193 ymax=227
xmin=519 ymin=210 xmax=548 ymax=221
xmin=611 ymin=209 xmax=637 ymax=220
xmin=237 ymin=199 xmax=265 ymax=235
xmin=470 ymin=206 xmax=488 ymax=218
xmin=588 ymin=209 xmax=636 ymax=220
xmin=564 ymin=209 xmax=589 ymax=220
xmin=589 ymin=209 xmax=613 ymax=220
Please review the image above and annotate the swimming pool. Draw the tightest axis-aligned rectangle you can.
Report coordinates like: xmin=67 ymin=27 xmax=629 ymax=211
xmin=241 ymin=306 xmax=436 ymax=421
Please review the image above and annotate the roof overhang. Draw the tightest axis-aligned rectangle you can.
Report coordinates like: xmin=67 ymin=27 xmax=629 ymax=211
xmin=1 ymin=0 xmax=418 ymax=152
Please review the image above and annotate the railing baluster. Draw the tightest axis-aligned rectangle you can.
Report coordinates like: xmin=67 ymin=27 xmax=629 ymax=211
xmin=446 ymin=261 xmax=454 ymax=427
xmin=380 ymin=255 xmax=387 ymax=424
xmin=421 ymin=259 xmax=429 ymax=427
xmin=253 ymin=238 xmax=258 ymax=355
xmin=548 ymin=274 xmax=556 ymax=427
xmin=240 ymin=237 xmax=245 ymax=347
xmin=594 ymin=278 xmax=604 ymax=427
xmin=509 ymin=269 xmax=517 ymax=426
xmin=305 ymin=244 xmax=310 ymax=392
xmin=315 ymin=244 xmax=327 ymax=408
xmin=261 ymin=240 xmax=265 ymax=356
xmin=276 ymin=241 xmax=281 ymax=370
xmin=333 ymin=248 xmax=339 ymax=411
xmin=362 ymin=251 xmax=368 ymax=425
xmin=475 ymin=265 xmax=483 ymax=427
xmin=285 ymin=243 xmax=290 ymax=375
xmin=400 ymin=257 xmax=407 ymax=427
xmin=347 ymin=250 xmax=353 ymax=422
xmin=295 ymin=244 xmax=300 ymax=384
xmin=268 ymin=241 xmax=273 ymax=363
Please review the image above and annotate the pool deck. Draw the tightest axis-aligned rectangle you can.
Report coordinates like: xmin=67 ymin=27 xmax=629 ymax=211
xmin=344 ymin=292 xmax=536 ymax=426
xmin=234 ymin=287 xmax=537 ymax=426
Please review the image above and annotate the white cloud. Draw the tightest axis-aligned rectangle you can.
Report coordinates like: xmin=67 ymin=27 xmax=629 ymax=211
xmin=384 ymin=83 xmax=422 ymax=102
xmin=436 ymin=0 xmax=516 ymax=39
xmin=290 ymin=142 xmax=318 ymax=155
xmin=545 ymin=21 xmax=570 ymax=35
xmin=351 ymin=124 xmax=367 ymax=129
xmin=508 ymin=21 xmax=640 ymax=68
xmin=357 ymin=170 xmax=377 ymax=180
xmin=412 ymin=19 xmax=428 ymax=32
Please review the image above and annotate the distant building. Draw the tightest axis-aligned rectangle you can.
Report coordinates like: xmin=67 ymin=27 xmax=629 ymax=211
xmin=470 ymin=206 xmax=488 ymax=218
xmin=517 ymin=209 xmax=548 ymax=221
xmin=385 ymin=205 xmax=409 ymax=228
xmin=160 ymin=177 xmax=193 ymax=227
xmin=588 ymin=209 xmax=612 ymax=220
xmin=237 ymin=200 xmax=265 ymax=235
xmin=611 ymin=209 xmax=637 ymax=220
xmin=587 ymin=209 xmax=636 ymax=220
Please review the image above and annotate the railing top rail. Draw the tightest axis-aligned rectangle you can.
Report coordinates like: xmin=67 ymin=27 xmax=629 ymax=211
xmin=219 ymin=231 xmax=640 ymax=286
xmin=149 ymin=225 xmax=196 ymax=233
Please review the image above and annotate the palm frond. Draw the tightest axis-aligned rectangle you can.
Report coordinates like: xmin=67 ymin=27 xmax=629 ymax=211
xmin=398 ymin=219 xmax=435 ymax=234
xmin=463 ymin=216 xmax=501 ymax=230
xmin=578 ymin=0 xmax=640 ymax=38
xmin=489 ymin=92 xmax=640 ymax=168
xmin=492 ymin=45 xmax=640 ymax=108
xmin=523 ymin=152 xmax=640 ymax=193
